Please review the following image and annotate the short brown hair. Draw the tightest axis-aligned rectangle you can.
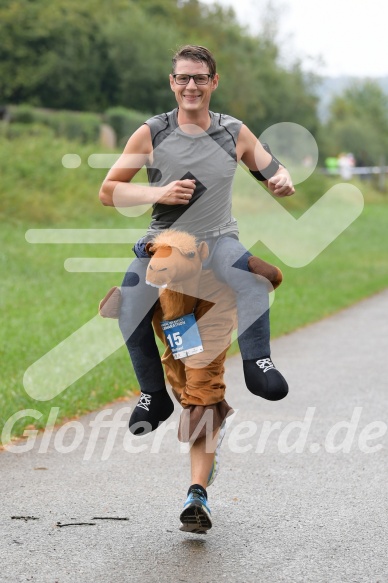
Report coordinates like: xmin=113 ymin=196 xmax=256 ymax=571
xmin=171 ymin=45 xmax=216 ymax=77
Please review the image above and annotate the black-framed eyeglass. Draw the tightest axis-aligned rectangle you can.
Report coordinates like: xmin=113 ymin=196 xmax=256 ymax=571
xmin=172 ymin=74 xmax=213 ymax=85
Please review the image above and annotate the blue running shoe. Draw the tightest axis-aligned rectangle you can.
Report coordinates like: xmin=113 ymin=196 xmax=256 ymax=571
xmin=207 ymin=419 xmax=227 ymax=487
xmin=179 ymin=487 xmax=212 ymax=534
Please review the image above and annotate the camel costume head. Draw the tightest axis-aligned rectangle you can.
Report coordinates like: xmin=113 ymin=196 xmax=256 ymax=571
xmin=145 ymin=230 xmax=208 ymax=287
xmin=145 ymin=230 xmax=210 ymax=322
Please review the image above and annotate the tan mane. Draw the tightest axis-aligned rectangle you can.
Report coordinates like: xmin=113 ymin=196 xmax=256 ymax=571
xmin=151 ymin=230 xmax=198 ymax=254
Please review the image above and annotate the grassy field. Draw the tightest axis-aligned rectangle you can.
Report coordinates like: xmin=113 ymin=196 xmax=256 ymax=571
xmin=1 ymin=133 xmax=388 ymax=441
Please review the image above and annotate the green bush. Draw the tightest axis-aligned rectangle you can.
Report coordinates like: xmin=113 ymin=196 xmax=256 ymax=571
xmin=7 ymin=104 xmax=37 ymax=124
xmin=7 ymin=105 xmax=101 ymax=143
xmin=104 ymin=106 xmax=150 ymax=146
xmin=2 ymin=122 xmax=55 ymax=140
xmin=43 ymin=111 xmax=101 ymax=143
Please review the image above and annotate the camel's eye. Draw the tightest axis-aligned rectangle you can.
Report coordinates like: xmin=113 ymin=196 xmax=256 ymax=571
xmin=186 ymin=251 xmax=196 ymax=259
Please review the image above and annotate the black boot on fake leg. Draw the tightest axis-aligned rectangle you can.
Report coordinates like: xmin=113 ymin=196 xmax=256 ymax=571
xmin=128 ymin=388 xmax=174 ymax=435
xmin=243 ymin=357 xmax=289 ymax=401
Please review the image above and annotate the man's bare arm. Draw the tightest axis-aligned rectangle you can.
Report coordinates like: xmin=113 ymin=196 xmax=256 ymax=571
xmin=99 ymin=124 xmax=196 ymax=207
xmin=237 ymin=124 xmax=295 ymax=197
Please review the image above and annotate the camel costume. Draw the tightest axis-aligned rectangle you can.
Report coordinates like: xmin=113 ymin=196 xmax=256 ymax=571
xmin=100 ymin=229 xmax=282 ymax=442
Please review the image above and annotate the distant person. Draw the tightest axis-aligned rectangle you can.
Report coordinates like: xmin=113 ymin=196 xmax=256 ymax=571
xmin=99 ymin=45 xmax=295 ymax=534
xmin=338 ymin=152 xmax=354 ymax=180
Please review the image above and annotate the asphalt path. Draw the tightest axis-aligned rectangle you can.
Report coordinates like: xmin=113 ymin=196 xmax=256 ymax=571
xmin=1 ymin=290 xmax=387 ymax=583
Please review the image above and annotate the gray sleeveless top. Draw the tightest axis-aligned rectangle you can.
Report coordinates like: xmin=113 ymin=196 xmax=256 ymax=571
xmin=144 ymin=108 xmax=242 ymax=238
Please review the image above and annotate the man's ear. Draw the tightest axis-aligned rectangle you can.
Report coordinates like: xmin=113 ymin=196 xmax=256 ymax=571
xmin=197 ymin=241 xmax=209 ymax=262
xmin=145 ymin=242 xmax=154 ymax=257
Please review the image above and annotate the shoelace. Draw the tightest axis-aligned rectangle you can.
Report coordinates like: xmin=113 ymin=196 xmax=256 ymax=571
xmin=256 ymin=358 xmax=275 ymax=373
xmin=189 ymin=489 xmax=206 ymax=502
xmin=137 ymin=392 xmax=152 ymax=410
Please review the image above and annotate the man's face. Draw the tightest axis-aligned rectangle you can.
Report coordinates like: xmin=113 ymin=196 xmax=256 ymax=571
xmin=169 ymin=59 xmax=218 ymax=113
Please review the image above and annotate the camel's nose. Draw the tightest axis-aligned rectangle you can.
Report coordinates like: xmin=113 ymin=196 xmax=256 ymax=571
xmin=148 ymin=264 xmax=168 ymax=272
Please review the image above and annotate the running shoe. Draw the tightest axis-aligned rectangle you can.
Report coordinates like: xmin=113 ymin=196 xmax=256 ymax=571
xmin=179 ymin=487 xmax=212 ymax=534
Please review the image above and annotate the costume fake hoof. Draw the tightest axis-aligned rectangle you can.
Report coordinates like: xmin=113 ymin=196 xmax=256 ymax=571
xmin=128 ymin=389 xmax=174 ymax=435
xmin=243 ymin=357 xmax=288 ymax=401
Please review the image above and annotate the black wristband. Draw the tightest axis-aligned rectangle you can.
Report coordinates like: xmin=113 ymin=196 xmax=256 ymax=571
xmin=249 ymin=142 xmax=283 ymax=181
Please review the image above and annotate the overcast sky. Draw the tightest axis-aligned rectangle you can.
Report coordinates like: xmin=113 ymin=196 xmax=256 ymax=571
xmin=201 ymin=0 xmax=388 ymax=78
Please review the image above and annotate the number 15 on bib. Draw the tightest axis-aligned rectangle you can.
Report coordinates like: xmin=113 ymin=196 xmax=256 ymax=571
xmin=161 ymin=313 xmax=204 ymax=359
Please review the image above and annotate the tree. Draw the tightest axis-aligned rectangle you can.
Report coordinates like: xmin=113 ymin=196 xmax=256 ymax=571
xmin=324 ymin=81 xmax=388 ymax=164
xmin=0 ymin=0 xmax=115 ymax=110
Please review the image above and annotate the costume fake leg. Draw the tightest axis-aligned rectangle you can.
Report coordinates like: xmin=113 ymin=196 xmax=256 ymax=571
xmin=209 ymin=236 xmax=288 ymax=401
xmin=119 ymin=257 xmax=174 ymax=434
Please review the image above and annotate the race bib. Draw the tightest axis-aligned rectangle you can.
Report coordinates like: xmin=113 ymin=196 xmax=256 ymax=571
xmin=161 ymin=313 xmax=203 ymax=360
